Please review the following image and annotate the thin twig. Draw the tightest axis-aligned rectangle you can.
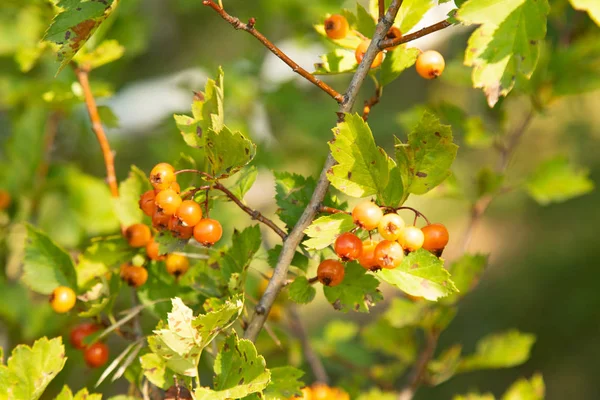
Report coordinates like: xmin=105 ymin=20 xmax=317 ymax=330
xmin=378 ymin=0 xmax=385 ymax=21
xmin=288 ymin=305 xmax=329 ymax=384
xmin=202 ymin=0 xmax=344 ymax=103
xmin=362 ymin=84 xmax=383 ymax=121
xmin=397 ymin=331 xmax=439 ymax=400
xmin=74 ymin=67 xmax=119 ymax=198
xmin=379 ymin=20 xmax=453 ymax=49
xmin=243 ymin=0 xmax=405 ymax=343
xmin=318 ymin=205 xmax=350 ymax=215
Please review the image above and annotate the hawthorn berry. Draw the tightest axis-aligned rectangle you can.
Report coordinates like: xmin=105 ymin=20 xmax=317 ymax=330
xmin=50 ymin=286 xmax=77 ymax=314
xmin=385 ymin=26 xmax=403 ymax=50
xmin=377 ymin=213 xmax=406 ymax=241
xmin=165 ymin=254 xmax=190 ymax=277
xmin=193 ymin=218 xmax=223 ymax=246
xmin=358 ymin=239 xmax=380 ymax=270
xmin=317 ymin=259 xmax=345 ymax=287
xmin=355 ymin=39 xmax=384 ymax=69
xmin=168 ymin=216 xmax=194 ymax=240
xmin=152 ymin=208 xmax=171 ymax=230
xmin=84 ymin=342 xmax=109 ymax=368
xmin=416 ymin=50 xmax=445 ymax=79
xmin=421 ymin=223 xmax=449 ymax=252
xmin=146 ymin=237 xmax=165 ymax=261
xmin=399 ymin=226 xmax=425 ymax=252
xmin=0 ymin=190 xmax=11 ymax=210
xmin=176 ymin=200 xmax=203 ymax=227
xmin=120 ymin=264 xmax=148 ymax=287
xmin=150 ymin=162 xmax=176 ymax=190
xmin=164 ymin=181 xmax=181 ymax=194
xmin=155 ymin=189 xmax=182 ymax=216
xmin=324 ymin=14 xmax=349 ymax=40
xmin=334 ymin=232 xmax=363 ymax=261
xmin=374 ymin=240 xmax=404 ymax=269
xmin=124 ymin=223 xmax=151 ymax=248
xmin=352 ymin=200 xmax=383 ymax=230
xmin=70 ymin=322 xmax=99 ymax=350
xmin=139 ymin=190 xmax=156 ymax=217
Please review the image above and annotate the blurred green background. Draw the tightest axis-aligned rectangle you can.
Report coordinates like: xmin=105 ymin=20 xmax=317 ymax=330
xmin=1 ymin=0 xmax=599 ymax=398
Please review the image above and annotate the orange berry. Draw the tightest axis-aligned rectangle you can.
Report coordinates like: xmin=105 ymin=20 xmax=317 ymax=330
xmin=165 ymin=254 xmax=190 ymax=277
xmin=84 ymin=342 xmax=109 ymax=368
xmin=176 ymin=200 xmax=203 ymax=227
xmin=120 ymin=264 xmax=148 ymax=287
xmin=358 ymin=239 xmax=380 ymax=270
xmin=168 ymin=216 xmax=194 ymax=240
xmin=385 ymin=26 xmax=403 ymax=50
xmin=152 ymin=208 xmax=170 ymax=230
xmin=398 ymin=226 xmax=425 ymax=252
xmin=155 ymin=189 xmax=182 ymax=216
xmin=421 ymin=223 xmax=449 ymax=252
xmin=50 ymin=286 xmax=77 ymax=313
xmin=334 ymin=232 xmax=363 ymax=261
xmin=352 ymin=200 xmax=383 ymax=230
xmin=139 ymin=190 xmax=156 ymax=217
xmin=355 ymin=39 xmax=384 ymax=69
xmin=124 ymin=223 xmax=152 ymax=248
xmin=149 ymin=163 xmax=176 ymax=191
xmin=377 ymin=213 xmax=405 ymax=241
xmin=415 ymin=50 xmax=445 ymax=79
xmin=146 ymin=237 xmax=165 ymax=261
xmin=193 ymin=218 xmax=223 ymax=246
xmin=374 ymin=240 xmax=404 ymax=269
xmin=70 ymin=323 xmax=99 ymax=350
xmin=0 ymin=190 xmax=11 ymax=210
xmin=317 ymin=259 xmax=345 ymax=287
xmin=324 ymin=14 xmax=349 ymax=40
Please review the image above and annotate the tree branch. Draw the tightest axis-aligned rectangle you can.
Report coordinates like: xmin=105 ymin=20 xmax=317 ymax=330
xmin=378 ymin=0 xmax=385 ymax=21
xmin=288 ymin=305 xmax=329 ymax=384
xmin=379 ymin=19 xmax=453 ymax=49
xmin=243 ymin=0 xmax=404 ymax=343
xmin=202 ymin=0 xmax=344 ymax=103
xmin=74 ymin=67 xmax=119 ymax=198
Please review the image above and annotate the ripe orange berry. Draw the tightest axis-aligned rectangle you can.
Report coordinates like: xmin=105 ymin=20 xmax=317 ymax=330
xmin=152 ymin=208 xmax=171 ymax=230
xmin=120 ymin=264 xmax=148 ymax=288
xmin=377 ymin=213 xmax=406 ymax=241
xmin=124 ymin=223 xmax=151 ymax=248
xmin=398 ymin=226 xmax=425 ymax=252
xmin=317 ymin=259 xmax=345 ymax=287
xmin=324 ymin=14 xmax=349 ymax=40
xmin=421 ymin=223 xmax=449 ymax=252
xmin=163 ymin=181 xmax=181 ymax=194
xmin=176 ymin=200 xmax=203 ymax=227
xmin=385 ymin=26 xmax=403 ymax=50
xmin=155 ymin=189 xmax=182 ymax=216
xmin=0 ymin=190 xmax=11 ymax=210
xmin=50 ymin=286 xmax=77 ymax=313
xmin=355 ymin=39 xmax=384 ymax=69
xmin=146 ymin=237 xmax=165 ymax=261
xmin=358 ymin=239 xmax=380 ymax=271
xmin=150 ymin=163 xmax=176 ymax=191
xmin=415 ymin=50 xmax=445 ymax=79
xmin=352 ymin=200 xmax=383 ymax=230
xmin=139 ymin=190 xmax=156 ymax=217
xmin=84 ymin=342 xmax=109 ymax=368
xmin=374 ymin=240 xmax=404 ymax=269
xmin=165 ymin=254 xmax=190 ymax=277
xmin=168 ymin=216 xmax=194 ymax=240
xmin=70 ymin=323 xmax=99 ymax=350
xmin=334 ymin=232 xmax=363 ymax=261
xmin=193 ymin=218 xmax=223 ymax=246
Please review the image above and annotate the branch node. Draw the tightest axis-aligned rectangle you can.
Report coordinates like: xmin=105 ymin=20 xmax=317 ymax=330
xmin=247 ymin=17 xmax=256 ymax=29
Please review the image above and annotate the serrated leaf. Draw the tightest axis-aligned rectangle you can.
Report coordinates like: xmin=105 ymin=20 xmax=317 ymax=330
xmin=155 ymin=232 xmax=188 ymax=255
xmin=459 ymin=330 xmax=536 ymax=372
xmin=288 ymin=277 xmax=316 ymax=304
xmin=396 ymin=110 xmax=458 ymax=198
xmin=356 ymin=3 xmax=376 ymax=37
xmin=377 ymin=249 xmax=458 ymax=301
xmin=313 ymin=49 xmax=358 ymax=75
xmin=0 ymin=337 xmax=67 ymax=400
xmin=381 ymin=46 xmax=420 ymax=86
xmin=313 ymin=24 xmax=362 ymax=50
xmin=442 ymin=253 xmax=488 ymax=304
xmin=206 ymin=125 xmax=256 ymax=179
xmin=328 ymin=113 xmax=404 ymax=205
xmin=264 ymin=366 xmax=304 ymax=400
xmin=569 ymin=0 xmax=600 ymax=25
xmin=74 ymin=39 xmax=124 ymax=70
xmin=113 ymin=165 xmax=150 ymax=227
xmin=502 ymin=373 xmax=544 ymax=400
xmin=220 ymin=225 xmax=262 ymax=287
xmin=428 ymin=344 xmax=463 ymax=385
xmin=323 ymin=262 xmax=382 ymax=312
xmin=525 ymin=156 xmax=594 ymax=205
xmin=22 ymin=224 xmax=77 ymax=294
xmin=194 ymin=332 xmax=270 ymax=399
xmin=56 ymin=387 xmax=102 ymax=400
xmin=457 ymin=0 xmax=550 ymax=107
xmin=225 ymin=166 xmax=258 ymax=200
xmin=274 ymin=173 xmax=316 ymax=230
xmin=268 ymin=245 xmax=309 ymax=272
xmin=396 ymin=0 xmax=435 ymax=33
xmin=303 ymin=214 xmax=355 ymax=250
xmin=44 ymin=0 xmax=119 ymax=73
xmin=140 ymin=353 xmax=175 ymax=390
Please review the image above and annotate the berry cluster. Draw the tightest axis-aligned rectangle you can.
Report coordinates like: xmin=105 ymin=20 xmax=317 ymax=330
xmin=70 ymin=322 xmax=109 ymax=368
xmin=323 ymin=14 xmax=445 ymax=78
xmin=290 ymin=383 xmax=349 ymax=400
xmin=317 ymin=200 xmax=449 ymax=287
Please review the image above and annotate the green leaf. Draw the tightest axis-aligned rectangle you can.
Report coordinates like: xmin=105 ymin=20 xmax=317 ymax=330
xmin=525 ymin=156 xmax=594 ymax=205
xmin=328 ymin=113 xmax=404 ymax=205
xmin=362 ymin=319 xmax=417 ymax=362
xmin=220 ymin=225 xmax=262 ymax=287
xmin=140 ymin=353 xmax=175 ymax=390
xmin=288 ymin=277 xmax=316 ymax=304
xmin=323 ymin=262 xmax=383 ymax=312
xmin=457 ymin=0 xmax=550 ymax=106
xmin=358 ymin=389 xmax=399 ymax=400
xmin=205 ymin=125 xmax=256 ymax=179
xmin=569 ymin=0 xmax=600 ymax=25
xmin=77 ymin=235 xmax=137 ymax=289
xmin=0 ymin=337 xmax=67 ymax=400
xmin=303 ymin=213 xmax=355 ymax=250
xmin=274 ymin=172 xmax=316 ymax=230
xmin=396 ymin=0 xmax=435 ymax=33
xmin=313 ymin=22 xmax=362 ymax=50
xmin=44 ymin=0 xmax=120 ymax=73
xmin=155 ymin=231 xmax=188 ymax=255
xmin=428 ymin=344 xmax=463 ymax=385
xmin=194 ymin=332 xmax=270 ymax=399
xmin=97 ymin=105 xmax=120 ymax=128
xmin=465 ymin=117 xmax=494 ymax=148
xmin=442 ymin=254 xmax=488 ymax=304
xmin=225 ymin=166 xmax=258 ymax=200
xmin=22 ymin=225 xmax=77 ymax=295
xmin=502 ymin=373 xmax=544 ymax=400
xmin=55 ymin=387 xmax=102 ymax=400
xmin=381 ymin=46 xmax=420 ymax=86
xmin=113 ymin=165 xmax=150 ymax=228
xmin=74 ymin=39 xmax=124 ymax=70
xmin=459 ymin=330 xmax=536 ymax=372
xmin=313 ymin=49 xmax=358 ymax=75
xmin=264 ymin=366 xmax=304 ymax=400
xmin=268 ymin=245 xmax=309 ymax=272
xmin=453 ymin=394 xmax=495 ymax=400
xmin=396 ymin=110 xmax=458 ymax=198
xmin=356 ymin=3 xmax=376 ymax=37
xmin=376 ymin=249 xmax=458 ymax=301
xmin=548 ymin=35 xmax=600 ymax=96
xmin=384 ymin=297 xmax=428 ymax=328
xmin=324 ymin=320 xmax=359 ymax=343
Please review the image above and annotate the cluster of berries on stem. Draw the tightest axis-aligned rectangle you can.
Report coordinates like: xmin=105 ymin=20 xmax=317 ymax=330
xmin=69 ymin=322 xmax=109 ymax=368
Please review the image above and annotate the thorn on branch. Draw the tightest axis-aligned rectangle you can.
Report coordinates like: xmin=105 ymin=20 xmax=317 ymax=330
xmin=247 ymin=17 xmax=256 ymax=29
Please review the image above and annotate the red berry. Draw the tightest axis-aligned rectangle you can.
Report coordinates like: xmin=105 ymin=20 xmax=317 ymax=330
xmin=358 ymin=239 xmax=380 ymax=271
xmin=168 ymin=216 xmax=194 ymax=240
xmin=193 ymin=218 xmax=223 ymax=246
xmin=334 ymin=232 xmax=363 ymax=261
xmin=50 ymin=286 xmax=76 ymax=314
xmin=120 ymin=264 xmax=148 ymax=288
xmin=0 ymin=190 xmax=11 ymax=210
xmin=352 ymin=200 xmax=383 ymax=231
xmin=374 ymin=240 xmax=404 ymax=269
xmin=155 ymin=189 xmax=182 ymax=216
xmin=152 ymin=208 xmax=171 ymax=230
xmin=124 ymin=223 xmax=152 ymax=248
xmin=421 ymin=223 xmax=449 ymax=252
xmin=150 ymin=163 xmax=176 ymax=191
xmin=317 ymin=259 xmax=345 ymax=287
xmin=176 ymin=200 xmax=203 ymax=227
xmin=377 ymin=213 xmax=405 ymax=241
xmin=324 ymin=14 xmax=349 ymax=40
xmin=355 ymin=39 xmax=383 ymax=69
xmin=139 ymin=190 xmax=156 ymax=217
xmin=416 ymin=50 xmax=445 ymax=79
xmin=165 ymin=254 xmax=190 ymax=277
xmin=84 ymin=342 xmax=109 ymax=368
xmin=70 ymin=323 xmax=99 ymax=350
xmin=398 ymin=226 xmax=424 ymax=252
